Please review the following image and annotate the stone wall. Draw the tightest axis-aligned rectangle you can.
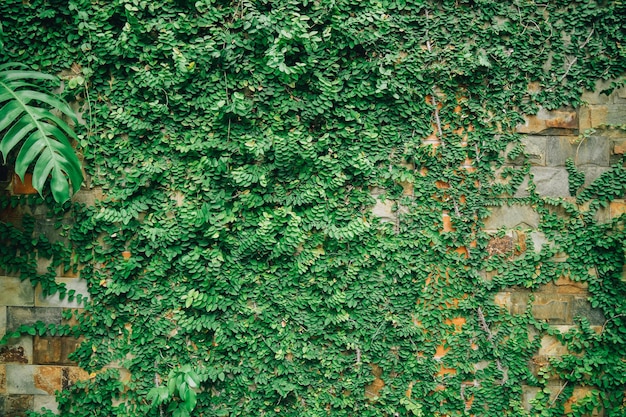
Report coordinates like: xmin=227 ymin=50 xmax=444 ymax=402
xmin=0 ymin=84 xmax=625 ymax=416
xmin=0 ymin=183 xmax=93 ymax=417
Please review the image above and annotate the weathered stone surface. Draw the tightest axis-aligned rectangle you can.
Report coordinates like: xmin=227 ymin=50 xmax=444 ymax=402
xmin=572 ymin=297 xmax=605 ymax=326
xmin=551 ymin=276 xmax=588 ymax=294
xmin=494 ymin=292 xmax=511 ymax=308
xmin=545 ymin=136 xmax=610 ymax=167
xmin=35 ymin=279 xmax=88 ymax=309
xmin=4 ymin=394 xmax=34 ymax=417
xmin=518 ymin=107 xmax=578 ymax=134
xmin=532 ymin=294 xmax=572 ymax=324
xmin=371 ymin=199 xmax=396 ymax=223
xmin=581 ymin=80 xmax=613 ymax=104
xmin=612 ymin=139 xmax=626 ymax=155
xmin=65 ymin=366 xmax=89 ymax=387
xmin=1 ymin=337 xmax=33 ymax=365
xmin=33 ymin=395 xmax=58 ymax=414
xmin=33 ymin=337 xmax=81 ymax=366
xmin=6 ymin=308 xmax=62 ymax=332
xmin=484 ymin=205 xmax=540 ymax=230
xmin=0 ymin=364 xmax=6 ymax=393
xmin=6 ymin=365 xmax=61 ymax=395
xmin=0 ymin=277 xmax=34 ymax=307
xmin=581 ymin=166 xmax=611 ymax=188
xmin=538 ymin=334 xmax=569 ymax=356
xmin=610 ymin=200 xmax=626 ymax=219
xmin=0 ymin=307 xmax=6 ymax=337
xmin=530 ymin=167 xmax=570 ymax=197
xmin=520 ymin=136 xmax=547 ymax=166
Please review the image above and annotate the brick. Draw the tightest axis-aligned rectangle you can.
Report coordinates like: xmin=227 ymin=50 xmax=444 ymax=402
xmin=6 ymin=365 xmax=61 ymax=395
xmin=33 ymin=395 xmax=58 ymax=414
xmin=35 ymin=279 xmax=88 ymax=309
xmin=0 ymin=277 xmax=35 ymax=307
xmin=484 ymin=204 xmax=540 ymax=230
xmin=530 ymin=167 xmax=570 ymax=197
xmin=4 ymin=394 xmax=34 ymax=417
xmin=33 ymin=337 xmax=81 ymax=366
xmin=6 ymin=308 xmax=62 ymax=332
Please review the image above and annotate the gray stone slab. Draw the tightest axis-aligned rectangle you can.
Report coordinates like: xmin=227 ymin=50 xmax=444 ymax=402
xmin=6 ymin=365 xmax=42 ymax=394
xmin=545 ymin=136 xmax=610 ymax=167
xmin=6 ymin=308 xmax=62 ymax=332
xmin=35 ymin=279 xmax=88 ymax=309
xmin=520 ymin=136 xmax=547 ymax=166
xmin=572 ymin=297 xmax=605 ymax=326
xmin=484 ymin=204 xmax=540 ymax=230
xmin=530 ymin=167 xmax=570 ymax=197
xmin=0 ymin=277 xmax=35 ymax=307
xmin=33 ymin=394 xmax=58 ymax=414
xmin=581 ymin=166 xmax=611 ymax=188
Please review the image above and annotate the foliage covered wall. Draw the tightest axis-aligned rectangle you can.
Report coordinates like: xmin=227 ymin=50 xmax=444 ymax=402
xmin=1 ymin=0 xmax=626 ymax=416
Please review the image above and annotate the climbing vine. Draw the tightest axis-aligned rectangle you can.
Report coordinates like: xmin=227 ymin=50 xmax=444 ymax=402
xmin=1 ymin=0 xmax=625 ymax=416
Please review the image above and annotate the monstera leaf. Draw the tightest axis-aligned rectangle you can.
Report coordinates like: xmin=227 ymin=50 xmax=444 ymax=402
xmin=0 ymin=63 xmax=83 ymax=203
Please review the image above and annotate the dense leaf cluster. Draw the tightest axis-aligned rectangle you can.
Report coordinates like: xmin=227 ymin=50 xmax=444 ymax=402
xmin=1 ymin=0 xmax=625 ymax=416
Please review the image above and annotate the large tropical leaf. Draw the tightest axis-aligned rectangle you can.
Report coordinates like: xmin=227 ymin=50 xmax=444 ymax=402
xmin=0 ymin=63 xmax=83 ymax=203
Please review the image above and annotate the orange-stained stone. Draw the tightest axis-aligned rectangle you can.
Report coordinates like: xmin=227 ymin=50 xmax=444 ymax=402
xmin=436 ymin=366 xmax=457 ymax=376
xmin=610 ymin=200 xmax=626 ymax=219
xmin=445 ymin=317 xmax=466 ymax=332
xmin=365 ymin=364 xmax=385 ymax=399
xmin=454 ymin=246 xmax=468 ymax=258
xmin=34 ymin=366 xmax=62 ymax=395
xmin=442 ymin=212 xmax=455 ymax=232
xmin=434 ymin=344 xmax=450 ymax=359
xmin=66 ymin=366 xmax=90 ymax=385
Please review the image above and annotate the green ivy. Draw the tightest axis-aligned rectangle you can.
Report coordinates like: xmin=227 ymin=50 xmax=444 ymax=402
xmin=0 ymin=0 xmax=625 ymax=416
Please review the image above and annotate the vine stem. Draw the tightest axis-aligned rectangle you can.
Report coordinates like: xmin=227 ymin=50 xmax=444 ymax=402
xmin=476 ymin=307 xmax=508 ymax=385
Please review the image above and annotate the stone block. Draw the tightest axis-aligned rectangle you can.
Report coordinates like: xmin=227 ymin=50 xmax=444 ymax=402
xmin=531 ymin=294 xmax=572 ymax=324
xmin=517 ymin=107 xmax=578 ymax=135
xmin=35 ymin=279 xmax=88 ymax=309
xmin=572 ymin=297 xmax=605 ymax=326
xmin=1 ymin=337 xmax=33 ymax=364
xmin=494 ymin=292 xmax=511 ymax=308
xmin=552 ymin=275 xmax=588 ymax=294
xmin=65 ymin=366 xmax=90 ymax=386
xmin=6 ymin=308 xmax=62 ymax=332
xmin=520 ymin=136 xmax=547 ymax=166
xmin=581 ymin=80 xmax=613 ymax=104
xmin=33 ymin=337 xmax=80 ymax=366
xmin=4 ymin=394 xmax=34 ymax=417
xmin=538 ymin=334 xmax=569 ymax=356
xmin=371 ymin=198 xmax=396 ymax=223
xmin=0 ymin=277 xmax=35 ymax=307
xmin=582 ymin=167 xmax=611 ymax=188
xmin=0 ymin=307 xmax=6 ymax=337
xmin=530 ymin=167 xmax=570 ymax=197
xmin=578 ymin=105 xmax=605 ymax=131
xmin=33 ymin=394 xmax=58 ymax=414
xmin=6 ymin=365 xmax=62 ymax=395
xmin=610 ymin=200 xmax=626 ymax=219
xmin=612 ymin=139 xmax=626 ymax=155
xmin=521 ymin=385 xmax=541 ymax=410
xmin=484 ymin=204 xmax=540 ymax=230
xmin=0 ymin=364 xmax=5 ymax=393
xmin=510 ymin=291 xmax=531 ymax=315
xmin=545 ymin=136 xmax=610 ymax=167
